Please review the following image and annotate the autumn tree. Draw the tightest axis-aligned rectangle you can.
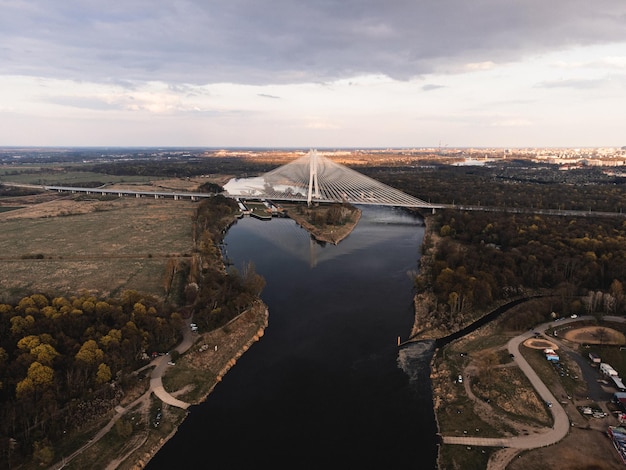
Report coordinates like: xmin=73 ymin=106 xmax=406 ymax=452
xmin=95 ymin=363 xmax=112 ymax=385
xmin=32 ymin=440 xmax=54 ymax=467
xmin=75 ymin=340 xmax=104 ymax=366
xmin=16 ymin=361 xmax=54 ymax=399
xmin=610 ymin=279 xmax=625 ymax=315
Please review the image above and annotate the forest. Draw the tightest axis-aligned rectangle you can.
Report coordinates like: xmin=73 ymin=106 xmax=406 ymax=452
xmin=0 ymin=290 xmax=180 ymax=466
xmin=361 ymin=161 xmax=626 ymax=212
xmin=421 ymin=210 xmax=626 ymax=330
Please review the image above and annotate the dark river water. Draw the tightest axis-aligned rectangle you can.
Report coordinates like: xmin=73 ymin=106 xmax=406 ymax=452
xmin=148 ymin=205 xmax=438 ymax=469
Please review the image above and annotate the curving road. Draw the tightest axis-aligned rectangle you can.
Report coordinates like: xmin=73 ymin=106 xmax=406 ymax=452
xmin=442 ymin=318 xmax=582 ymax=449
xmin=443 ymin=315 xmax=626 ymax=450
xmin=149 ymin=318 xmax=196 ymax=410
xmin=48 ymin=319 xmax=196 ymax=469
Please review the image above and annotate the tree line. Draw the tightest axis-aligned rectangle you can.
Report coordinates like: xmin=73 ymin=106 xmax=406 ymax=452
xmin=361 ymin=162 xmax=626 ymax=213
xmin=83 ymin=158 xmax=277 ymax=179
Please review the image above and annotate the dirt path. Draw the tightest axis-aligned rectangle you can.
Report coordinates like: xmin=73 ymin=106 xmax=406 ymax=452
xmin=47 ymin=318 xmax=197 ymax=469
xmin=441 ymin=321 xmax=573 ymax=468
xmin=442 ymin=315 xmax=626 ymax=469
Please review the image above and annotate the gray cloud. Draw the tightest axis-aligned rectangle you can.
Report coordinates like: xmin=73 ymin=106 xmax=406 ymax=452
xmin=2 ymin=0 xmax=626 ymax=85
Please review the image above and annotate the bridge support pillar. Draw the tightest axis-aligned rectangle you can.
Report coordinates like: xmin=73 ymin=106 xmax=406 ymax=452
xmin=307 ymin=149 xmax=320 ymax=206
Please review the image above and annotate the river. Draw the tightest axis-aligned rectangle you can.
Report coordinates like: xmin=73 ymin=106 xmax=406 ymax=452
xmin=148 ymin=205 xmax=438 ymax=469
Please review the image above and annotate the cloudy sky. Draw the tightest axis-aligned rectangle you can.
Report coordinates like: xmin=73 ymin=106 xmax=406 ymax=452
xmin=1 ymin=0 xmax=626 ymax=148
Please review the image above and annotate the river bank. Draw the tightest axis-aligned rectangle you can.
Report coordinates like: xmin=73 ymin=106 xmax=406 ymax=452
xmin=414 ymin=211 xmax=621 ymax=468
xmin=129 ymin=301 xmax=269 ymax=469
xmin=410 ymin=214 xmax=448 ymax=340
xmin=132 ymin=207 xmax=362 ymax=468
xmin=124 ymin=203 xmax=366 ymax=468
xmin=144 ymin=205 xmax=435 ymax=468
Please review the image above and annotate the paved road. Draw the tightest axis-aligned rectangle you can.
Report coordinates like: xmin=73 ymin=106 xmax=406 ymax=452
xmin=442 ymin=318 xmax=581 ymax=449
xmin=443 ymin=315 xmax=626 ymax=450
xmin=149 ymin=320 xmax=196 ymax=410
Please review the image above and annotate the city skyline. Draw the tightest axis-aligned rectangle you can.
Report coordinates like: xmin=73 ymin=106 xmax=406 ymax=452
xmin=1 ymin=1 xmax=625 ymax=148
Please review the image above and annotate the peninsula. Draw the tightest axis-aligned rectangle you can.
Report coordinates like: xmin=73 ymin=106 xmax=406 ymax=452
xmin=282 ymin=202 xmax=361 ymax=245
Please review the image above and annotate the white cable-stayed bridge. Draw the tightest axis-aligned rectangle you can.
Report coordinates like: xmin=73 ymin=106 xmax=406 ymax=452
xmin=32 ymin=150 xmax=439 ymax=210
xmin=223 ymin=149 xmax=437 ymax=209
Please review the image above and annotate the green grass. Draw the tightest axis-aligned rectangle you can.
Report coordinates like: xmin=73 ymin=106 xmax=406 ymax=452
xmin=474 ymin=366 xmax=552 ymax=428
xmin=117 ymin=405 xmax=187 ymax=470
xmin=17 ymin=412 xmax=114 ymax=470
xmin=450 ymin=332 xmax=513 ymax=355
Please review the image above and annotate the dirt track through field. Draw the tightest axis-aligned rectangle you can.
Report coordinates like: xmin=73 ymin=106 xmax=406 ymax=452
xmin=562 ymin=326 xmax=626 ymax=345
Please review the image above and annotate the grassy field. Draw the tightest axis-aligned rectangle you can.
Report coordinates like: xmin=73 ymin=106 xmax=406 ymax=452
xmin=0 ymin=166 xmax=160 ymax=186
xmin=0 ymin=197 xmax=196 ymax=300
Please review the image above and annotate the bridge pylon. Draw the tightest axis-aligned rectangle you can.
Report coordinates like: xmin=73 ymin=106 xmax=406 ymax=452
xmin=307 ymin=149 xmax=320 ymax=206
